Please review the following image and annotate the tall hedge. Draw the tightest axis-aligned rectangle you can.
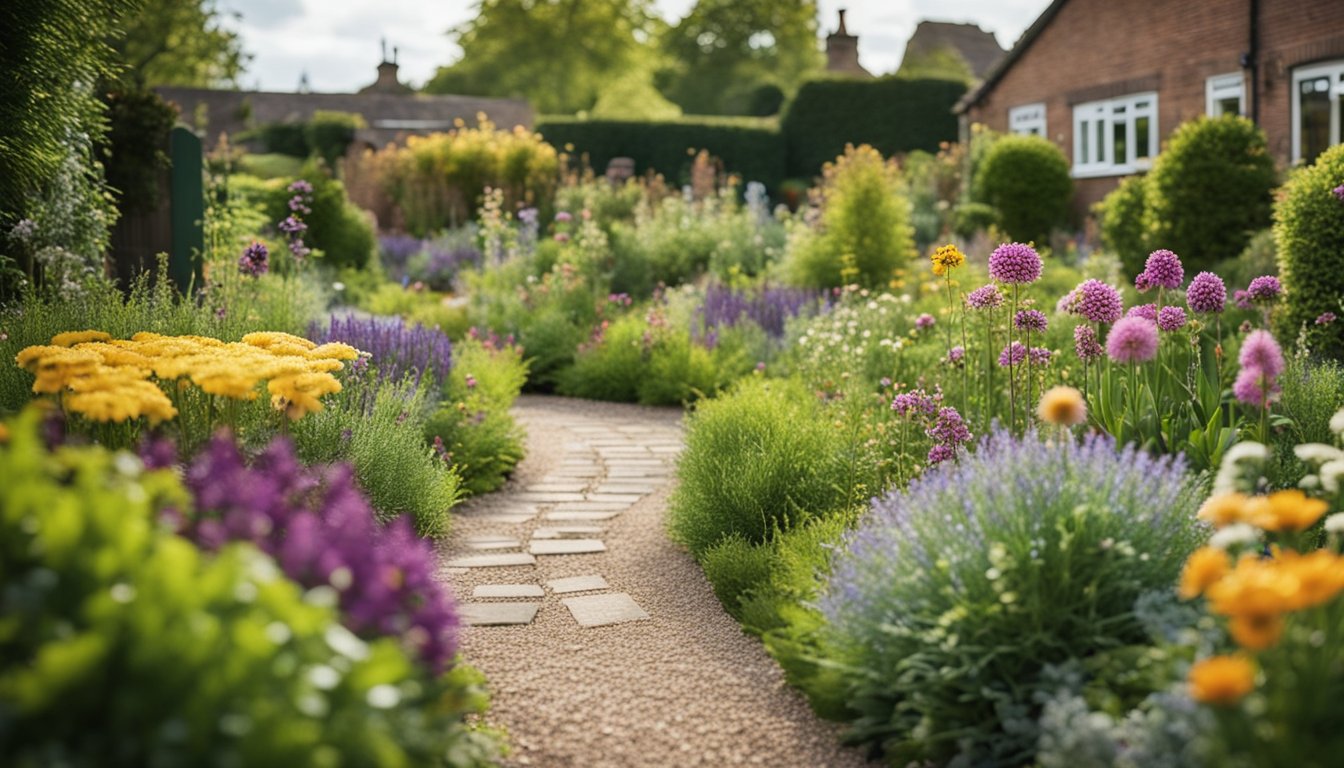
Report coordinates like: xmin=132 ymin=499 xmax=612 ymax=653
xmin=1274 ymin=144 xmax=1344 ymax=358
xmin=536 ymin=117 xmax=785 ymax=190
xmin=971 ymin=133 xmax=1072 ymax=243
xmin=780 ymin=77 xmax=966 ymax=179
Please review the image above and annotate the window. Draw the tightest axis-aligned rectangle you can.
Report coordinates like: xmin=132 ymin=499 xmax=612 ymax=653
xmin=1009 ymin=103 xmax=1047 ymax=136
xmin=1206 ymin=72 xmax=1244 ymax=117
xmin=1072 ymin=92 xmax=1158 ymax=177
xmin=1292 ymin=60 xmax=1344 ymax=163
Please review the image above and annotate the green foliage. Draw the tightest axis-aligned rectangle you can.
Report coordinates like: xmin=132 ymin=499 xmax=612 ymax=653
xmin=1143 ymin=116 xmax=1277 ymax=274
xmin=1216 ymin=228 xmax=1277 ymax=290
xmin=306 ymin=111 xmax=366 ymax=168
xmin=896 ymin=45 xmax=975 ymax=84
xmin=242 ymin=166 xmax=376 ymax=271
xmin=785 ymin=144 xmax=916 ymax=289
xmin=1096 ymin=174 xmax=1151 ymax=277
xmin=591 ymin=69 xmax=684 ymax=120
xmin=246 ymin=122 xmax=309 ymax=157
xmin=1274 ymin=143 xmax=1344 ymax=358
xmin=114 ymin=0 xmax=246 ymax=87
xmin=235 ymin=152 xmax=305 ymax=179
xmin=780 ymin=77 xmax=967 ymax=179
xmin=424 ymin=339 xmax=528 ymax=495
xmin=1271 ymin=356 xmax=1344 ymax=486
xmin=537 ymin=116 xmax=785 ymax=191
xmin=0 ymin=408 xmax=502 ymax=767
xmin=362 ymin=284 xmax=472 ymax=338
xmin=972 ymin=133 xmax=1073 ymax=243
xmin=668 ymin=376 xmax=881 ymax=556
xmin=700 ymin=534 xmax=775 ymax=618
xmin=101 ymin=84 xmax=176 ymax=214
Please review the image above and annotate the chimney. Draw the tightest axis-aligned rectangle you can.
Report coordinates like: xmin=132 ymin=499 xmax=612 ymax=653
xmin=359 ymin=42 xmax=413 ymax=94
xmin=826 ymin=9 xmax=869 ymax=77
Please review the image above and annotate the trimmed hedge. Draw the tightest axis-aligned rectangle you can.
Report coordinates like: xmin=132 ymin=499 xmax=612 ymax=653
xmin=781 ymin=77 xmax=967 ymax=178
xmin=1274 ymin=143 xmax=1344 ymax=358
xmin=972 ymin=133 xmax=1073 ymax=243
xmin=536 ymin=116 xmax=785 ymax=190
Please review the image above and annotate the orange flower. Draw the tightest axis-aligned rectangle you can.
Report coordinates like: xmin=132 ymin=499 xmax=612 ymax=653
xmin=1246 ymin=490 xmax=1328 ymax=532
xmin=1037 ymin=386 xmax=1088 ymax=427
xmin=1189 ymin=655 xmax=1256 ymax=705
xmin=1197 ymin=492 xmax=1250 ymax=528
xmin=1179 ymin=546 xmax=1230 ymax=599
xmin=1228 ymin=612 xmax=1285 ymax=650
xmin=1280 ymin=549 xmax=1344 ymax=610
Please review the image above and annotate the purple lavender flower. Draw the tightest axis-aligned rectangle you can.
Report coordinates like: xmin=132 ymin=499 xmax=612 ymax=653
xmin=379 ymin=234 xmax=425 ymax=274
xmin=1014 ymin=309 xmax=1048 ymax=332
xmin=1127 ymin=303 xmax=1158 ymax=322
xmin=965 ymin=284 xmax=1005 ymax=310
xmin=1029 ymin=346 xmax=1053 ymax=365
xmin=1316 ymin=312 xmax=1338 ymax=325
xmin=287 ymin=195 xmax=311 ymax=215
xmin=1139 ymin=249 xmax=1184 ymax=290
xmin=988 ymin=242 xmax=1043 ymax=285
xmin=915 ymin=313 xmax=936 ymax=330
xmin=288 ymin=179 xmax=313 ymax=195
xmin=1186 ymin=271 xmax=1227 ymax=314
xmin=1246 ymin=275 xmax=1282 ymax=302
xmin=238 ymin=241 xmax=269 ymax=277
xmin=310 ymin=313 xmax=453 ymax=391
xmin=998 ymin=341 xmax=1027 ymax=367
xmin=288 ymin=238 xmax=311 ymax=260
xmin=697 ymin=283 xmax=818 ymax=341
xmin=1157 ymin=305 xmax=1187 ymax=332
xmin=1074 ymin=325 xmax=1104 ymax=361
xmin=1066 ymin=279 xmax=1124 ymax=324
xmin=1106 ymin=317 xmax=1159 ymax=364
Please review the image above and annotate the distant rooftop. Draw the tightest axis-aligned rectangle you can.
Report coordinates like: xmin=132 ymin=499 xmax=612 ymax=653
xmin=902 ymin=21 xmax=1005 ymax=80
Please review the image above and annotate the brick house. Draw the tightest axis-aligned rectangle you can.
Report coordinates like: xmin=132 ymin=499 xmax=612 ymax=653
xmin=955 ymin=0 xmax=1344 ymax=217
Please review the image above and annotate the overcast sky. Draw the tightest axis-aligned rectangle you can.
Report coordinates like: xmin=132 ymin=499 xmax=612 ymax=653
xmin=220 ymin=0 xmax=1053 ymax=93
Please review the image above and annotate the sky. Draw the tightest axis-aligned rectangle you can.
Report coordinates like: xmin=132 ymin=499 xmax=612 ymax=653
xmin=220 ymin=0 xmax=1053 ymax=94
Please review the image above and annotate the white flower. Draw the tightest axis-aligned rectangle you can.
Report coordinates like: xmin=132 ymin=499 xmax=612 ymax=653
xmin=1294 ymin=443 xmax=1344 ymax=466
xmin=1324 ymin=513 xmax=1344 ymax=534
xmin=1209 ymin=523 xmax=1260 ymax=551
xmin=1331 ymin=408 xmax=1344 ymax=438
xmin=1320 ymin=459 xmax=1344 ymax=494
xmin=1225 ymin=441 xmax=1269 ymax=464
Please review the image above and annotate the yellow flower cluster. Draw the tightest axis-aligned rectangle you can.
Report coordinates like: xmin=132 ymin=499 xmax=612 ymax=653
xmin=930 ymin=244 xmax=966 ymax=276
xmin=1184 ymin=546 xmax=1344 ymax=650
xmin=15 ymin=330 xmax=360 ymax=424
xmin=1196 ymin=489 xmax=1328 ymax=532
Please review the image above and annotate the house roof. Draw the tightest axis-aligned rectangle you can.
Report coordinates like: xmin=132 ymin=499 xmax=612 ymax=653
xmin=902 ymin=20 xmax=1006 ymax=80
xmin=954 ymin=0 xmax=1070 ymax=114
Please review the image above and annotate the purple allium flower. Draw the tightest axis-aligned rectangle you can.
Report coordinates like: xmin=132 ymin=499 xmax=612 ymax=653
xmin=926 ymin=407 xmax=973 ymax=448
xmin=278 ymin=215 xmax=307 ymax=235
xmin=1186 ymin=271 xmax=1227 ymax=314
xmin=1246 ymin=275 xmax=1282 ymax=302
xmin=946 ymin=346 xmax=965 ymax=364
xmin=1238 ymin=329 xmax=1285 ymax=379
xmin=1233 ymin=289 xmax=1253 ymax=310
xmin=988 ymin=242 xmax=1043 ymax=285
xmin=965 ymin=284 xmax=1005 ymax=310
xmin=1134 ymin=272 xmax=1154 ymax=293
xmin=1139 ymin=249 xmax=1184 ymax=290
xmin=927 ymin=443 xmax=956 ymax=465
xmin=1074 ymin=324 xmax=1104 ymax=361
xmin=1127 ymin=303 xmax=1158 ymax=322
xmin=238 ymin=241 xmax=269 ymax=277
xmin=1157 ymin=305 xmax=1188 ymax=332
xmin=1014 ymin=309 xmax=1048 ymax=332
xmin=891 ymin=389 xmax=939 ymax=418
xmin=1316 ymin=312 xmax=1338 ymax=325
xmin=1067 ymin=279 xmax=1124 ymax=324
xmin=998 ymin=341 xmax=1027 ymax=367
xmin=555 ymin=211 xmax=573 ymax=223
xmin=1333 ymin=184 xmax=1344 ymax=202
xmin=1106 ymin=317 xmax=1159 ymax=364
xmin=915 ymin=313 xmax=936 ymax=330
xmin=1029 ymin=346 xmax=1053 ymax=365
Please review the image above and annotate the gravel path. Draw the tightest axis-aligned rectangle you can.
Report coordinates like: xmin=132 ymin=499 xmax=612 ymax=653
xmin=438 ymin=395 xmax=869 ymax=768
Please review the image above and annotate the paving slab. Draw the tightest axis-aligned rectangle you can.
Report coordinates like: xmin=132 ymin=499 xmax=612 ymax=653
xmin=472 ymin=584 xmax=546 ymax=598
xmin=514 ymin=492 xmax=587 ymax=503
xmin=461 ymin=602 xmax=540 ymax=626
xmin=464 ymin=536 xmax=523 ymax=551
xmin=531 ymin=525 xmax=605 ymax=539
xmin=561 ymin=592 xmax=650 ymax=627
xmin=546 ymin=574 xmax=610 ymax=594
xmin=605 ymin=467 xmax=671 ymax=478
xmin=471 ymin=513 xmax=535 ymax=525
xmin=445 ymin=552 xmax=538 ymax=568
xmin=592 ymin=484 xmax=658 ymax=495
xmin=526 ymin=482 xmax=590 ymax=493
xmin=530 ymin=538 xmax=607 ymax=555
xmin=553 ymin=501 xmax=629 ymax=512
xmin=585 ymin=493 xmax=644 ymax=504
xmin=544 ymin=510 xmax=623 ymax=521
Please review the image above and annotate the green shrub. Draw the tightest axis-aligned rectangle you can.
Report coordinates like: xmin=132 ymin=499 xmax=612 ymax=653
xmin=235 ymin=152 xmax=306 ymax=179
xmin=781 ymin=77 xmax=967 ymax=179
xmin=425 ymin=338 xmax=528 ymax=496
xmin=786 ymin=144 xmax=916 ymax=289
xmin=819 ymin=431 xmax=1203 ymax=765
xmin=700 ymin=534 xmax=775 ymax=619
xmin=972 ymin=133 xmax=1073 ymax=243
xmin=557 ymin=315 xmax=645 ymax=402
xmin=1144 ymin=116 xmax=1277 ymax=274
xmin=952 ymin=200 xmax=1000 ymax=239
xmin=1216 ymin=228 xmax=1278 ymax=290
xmin=0 ymin=408 xmax=502 ymax=767
xmin=537 ymin=115 xmax=785 ymax=191
xmin=668 ymin=377 xmax=881 ymax=556
xmin=305 ymin=110 xmax=366 ymax=168
xmin=247 ymin=121 xmax=309 ymax=156
xmin=1274 ymin=143 xmax=1344 ymax=358
xmin=1096 ymin=174 xmax=1152 ymax=277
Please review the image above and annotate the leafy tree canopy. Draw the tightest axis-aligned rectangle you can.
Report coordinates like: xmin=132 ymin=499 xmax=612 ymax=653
xmin=115 ymin=0 xmax=247 ymax=88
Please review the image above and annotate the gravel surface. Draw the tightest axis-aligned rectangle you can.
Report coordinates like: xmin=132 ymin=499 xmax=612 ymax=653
xmin=439 ymin=395 xmax=870 ymax=768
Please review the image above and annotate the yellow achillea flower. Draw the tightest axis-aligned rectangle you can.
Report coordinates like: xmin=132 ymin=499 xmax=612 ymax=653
xmin=1278 ymin=549 xmax=1344 ymax=610
xmin=50 ymin=330 xmax=112 ymax=347
xmin=309 ymin=342 xmax=359 ymax=361
xmin=930 ymin=244 xmax=965 ymax=276
xmin=1206 ymin=554 xmax=1298 ymax=650
xmin=242 ymin=331 xmax=317 ymax=351
xmin=1179 ymin=546 xmax=1230 ymax=599
xmin=1245 ymin=490 xmax=1328 ymax=532
xmin=1188 ymin=655 xmax=1255 ymax=705
xmin=1197 ymin=492 xmax=1250 ymax=528
xmin=1036 ymin=386 xmax=1087 ymax=426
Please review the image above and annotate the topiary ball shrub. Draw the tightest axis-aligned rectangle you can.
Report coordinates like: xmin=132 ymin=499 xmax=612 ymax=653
xmin=819 ymin=430 xmax=1203 ymax=766
xmin=1274 ymin=143 xmax=1344 ymax=359
xmin=668 ymin=377 xmax=880 ymax=557
xmin=972 ymin=134 xmax=1072 ymax=244
xmin=1095 ymin=174 xmax=1151 ymax=278
xmin=1144 ymin=116 xmax=1277 ymax=274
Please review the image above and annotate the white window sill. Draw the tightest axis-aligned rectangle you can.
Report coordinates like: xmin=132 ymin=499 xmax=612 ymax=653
xmin=1071 ymin=161 xmax=1152 ymax=179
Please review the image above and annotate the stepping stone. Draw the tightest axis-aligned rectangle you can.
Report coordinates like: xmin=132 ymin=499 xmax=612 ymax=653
xmin=554 ymin=501 xmax=628 ymax=512
xmin=526 ymin=483 xmax=589 ymax=493
xmin=562 ymin=457 xmax=600 ymax=465
xmin=472 ymin=584 xmax=545 ymax=598
xmin=462 ymin=602 xmax=540 ymax=626
xmin=444 ymin=552 xmax=537 ymax=568
xmin=530 ymin=538 xmax=607 ymax=555
xmin=546 ymin=510 xmax=622 ymax=521
xmin=572 ymin=426 xmax=616 ymax=434
xmin=593 ymin=484 xmax=658 ymax=495
xmin=605 ymin=467 xmax=670 ymax=478
xmin=585 ymin=494 xmax=643 ymax=504
xmin=546 ymin=468 xmax=601 ymax=478
xmin=532 ymin=525 xmax=605 ymax=539
xmin=547 ymin=574 xmax=610 ymax=594
xmin=597 ymin=448 xmax=651 ymax=456
xmin=603 ymin=459 xmax=665 ymax=467
xmin=562 ymin=593 xmax=649 ymax=627
xmin=514 ymin=492 xmax=586 ymax=503
xmin=472 ymin=513 xmax=534 ymax=524
xmin=464 ymin=536 xmax=522 ymax=551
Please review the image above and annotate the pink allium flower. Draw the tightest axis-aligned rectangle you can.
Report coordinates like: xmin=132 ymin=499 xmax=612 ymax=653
xmin=1074 ymin=324 xmax=1104 ymax=361
xmin=1186 ymin=271 xmax=1227 ymax=314
xmin=1233 ymin=368 xmax=1280 ymax=406
xmin=1157 ymin=305 xmax=1188 ymax=332
xmin=1238 ymin=329 xmax=1285 ymax=379
xmin=1135 ymin=272 xmax=1154 ymax=293
xmin=965 ymin=284 xmax=1005 ymax=310
xmin=1127 ymin=303 xmax=1158 ymax=322
xmin=998 ymin=341 xmax=1027 ymax=367
xmin=1246 ymin=275 xmax=1281 ymax=302
xmin=915 ymin=313 xmax=936 ymax=330
xmin=1067 ymin=279 xmax=1124 ymax=324
xmin=1140 ymin=249 xmax=1184 ymax=290
xmin=1014 ymin=309 xmax=1048 ymax=332
xmin=1233 ymin=289 xmax=1253 ymax=310
xmin=1029 ymin=346 xmax=1053 ymax=365
xmin=1106 ymin=317 xmax=1159 ymax=364
xmin=988 ymin=242 xmax=1043 ymax=285
xmin=947 ymin=346 xmax=965 ymax=364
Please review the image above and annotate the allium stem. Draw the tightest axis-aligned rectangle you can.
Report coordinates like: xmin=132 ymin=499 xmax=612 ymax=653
xmin=1010 ymin=284 xmax=1019 ymax=433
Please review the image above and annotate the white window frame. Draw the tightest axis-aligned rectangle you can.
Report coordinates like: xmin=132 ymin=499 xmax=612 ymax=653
xmin=1071 ymin=92 xmax=1158 ymax=178
xmin=1206 ymin=72 xmax=1245 ymax=117
xmin=1009 ymin=102 xmax=1047 ymax=136
xmin=1291 ymin=59 xmax=1344 ymax=163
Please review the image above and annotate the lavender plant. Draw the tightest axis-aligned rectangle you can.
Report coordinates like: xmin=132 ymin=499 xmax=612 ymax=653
xmin=310 ymin=312 xmax=453 ymax=391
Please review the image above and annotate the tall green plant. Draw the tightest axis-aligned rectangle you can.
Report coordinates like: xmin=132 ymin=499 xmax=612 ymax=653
xmin=1274 ymin=144 xmax=1344 ymax=358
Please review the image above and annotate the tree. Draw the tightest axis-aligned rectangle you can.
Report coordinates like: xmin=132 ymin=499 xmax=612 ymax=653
xmin=114 ymin=0 xmax=247 ymax=88
xmin=657 ymin=0 xmax=822 ymax=115
xmin=426 ymin=0 xmax=662 ymax=115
